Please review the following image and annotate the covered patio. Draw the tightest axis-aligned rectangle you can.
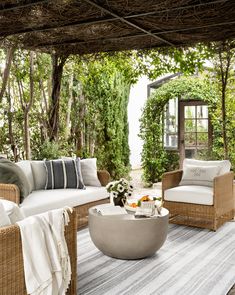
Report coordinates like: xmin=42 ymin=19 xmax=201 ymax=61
xmin=0 ymin=1 xmax=235 ymax=295
xmin=0 ymin=0 xmax=235 ymax=54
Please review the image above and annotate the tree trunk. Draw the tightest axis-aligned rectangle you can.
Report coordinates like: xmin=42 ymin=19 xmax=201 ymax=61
xmin=16 ymin=51 xmax=34 ymax=160
xmin=218 ymin=44 xmax=231 ymax=159
xmin=0 ymin=46 xmax=15 ymax=102
xmin=24 ymin=111 xmax=31 ymax=160
xmin=76 ymin=91 xmax=85 ymax=156
xmin=48 ymin=54 xmax=67 ymax=141
xmin=6 ymin=82 xmax=18 ymax=161
xmin=39 ymin=79 xmax=49 ymax=142
xmin=65 ymin=73 xmax=73 ymax=140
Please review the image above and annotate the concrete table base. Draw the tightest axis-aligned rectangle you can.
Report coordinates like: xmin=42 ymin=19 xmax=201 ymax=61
xmin=88 ymin=207 xmax=169 ymax=260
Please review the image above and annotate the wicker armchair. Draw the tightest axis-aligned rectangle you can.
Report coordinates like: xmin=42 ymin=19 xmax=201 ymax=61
xmin=162 ymin=169 xmax=234 ymax=231
xmin=0 ymin=210 xmax=77 ymax=295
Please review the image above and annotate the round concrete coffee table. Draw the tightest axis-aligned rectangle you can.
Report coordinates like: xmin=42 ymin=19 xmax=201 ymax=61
xmin=88 ymin=206 xmax=169 ymax=260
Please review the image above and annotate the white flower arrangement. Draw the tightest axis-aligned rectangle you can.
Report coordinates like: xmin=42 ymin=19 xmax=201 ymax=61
xmin=106 ymin=178 xmax=133 ymax=205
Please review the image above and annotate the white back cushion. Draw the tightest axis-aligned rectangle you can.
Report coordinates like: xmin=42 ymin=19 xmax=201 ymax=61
xmin=179 ymin=165 xmax=220 ymax=187
xmin=80 ymin=158 xmax=101 ymax=187
xmin=31 ymin=161 xmax=47 ymax=190
xmin=183 ymin=159 xmax=231 ymax=175
xmin=16 ymin=160 xmax=34 ymax=192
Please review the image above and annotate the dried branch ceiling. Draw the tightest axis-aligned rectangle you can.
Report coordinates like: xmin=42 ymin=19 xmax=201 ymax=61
xmin=0 ymin=0 xmax=235 ymax=55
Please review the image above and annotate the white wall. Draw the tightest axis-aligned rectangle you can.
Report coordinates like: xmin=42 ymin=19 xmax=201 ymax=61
xmin=128 ymin=76 xmax=151 ymax=169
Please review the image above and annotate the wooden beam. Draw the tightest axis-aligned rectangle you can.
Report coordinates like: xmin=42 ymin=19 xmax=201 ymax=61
xmin=0 ymin=0 xmax=49 ymax=12
xmin=83 ymin=0 xmax=174 ymax=46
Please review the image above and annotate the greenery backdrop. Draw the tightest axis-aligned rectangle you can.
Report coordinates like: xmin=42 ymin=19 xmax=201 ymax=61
xmin=0 ymin=42 xmax=234 ymax=181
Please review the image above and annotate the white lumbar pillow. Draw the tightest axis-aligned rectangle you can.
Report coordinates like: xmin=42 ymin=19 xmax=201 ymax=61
xmin=179 ymin=164 xmax=221 ymax=187
xmin=0 ymin=201 xmax=11 ymax=227
xmin=183 ymin=159 xmax=231 ymax=175
xmin=1 ymin=199 xmax=25 ymax=223
xmin=80 ymin=158 xmax=101 ymax=187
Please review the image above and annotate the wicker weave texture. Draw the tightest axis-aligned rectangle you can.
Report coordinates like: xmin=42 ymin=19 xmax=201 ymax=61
xmin=0 ymin=183 xmax=20 ymax=204
xmin=74 ymin=198 xmax=109 ymax=230
xmin=162 ymin=170 xmax=234 ymax=231
xmin=0 ymin=211 xmax=77 ymax=295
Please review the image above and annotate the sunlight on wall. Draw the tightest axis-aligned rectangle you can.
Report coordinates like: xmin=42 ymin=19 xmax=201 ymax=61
xmin=128 ymin=76 xmax=151 ymax=169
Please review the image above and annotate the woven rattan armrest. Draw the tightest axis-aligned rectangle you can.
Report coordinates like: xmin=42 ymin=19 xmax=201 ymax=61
xmin=97 ymin=170 xmax=111 ymax=186
xmin=162 ymin=170 xmax=183 ymax=199
xmin=0 ymin=183 xmax=20 ymax=205
xmin=0 ymin=210 xmax=77 ymax=295
xmin=213 ymin=171 xmax=234 ymax=208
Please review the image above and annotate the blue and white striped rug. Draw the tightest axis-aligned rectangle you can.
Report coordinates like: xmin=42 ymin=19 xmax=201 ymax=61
xmin=77 ymin=222 xmax=235 ymax=295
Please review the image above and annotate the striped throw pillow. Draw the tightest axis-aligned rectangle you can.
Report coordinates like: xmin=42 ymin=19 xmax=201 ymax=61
xmin=44 ymin=158 xmax=85 ymax=189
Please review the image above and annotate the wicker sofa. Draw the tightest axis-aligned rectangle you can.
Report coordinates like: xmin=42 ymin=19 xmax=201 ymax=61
xmin=0 ymin=210 xmax=77 ymax=295
xmin=0 ymin=159 xmax=110 ymax=229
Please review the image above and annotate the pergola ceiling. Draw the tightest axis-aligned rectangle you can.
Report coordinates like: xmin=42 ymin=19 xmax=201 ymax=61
xmin=0 ymin=0 xmax=235 ymax=55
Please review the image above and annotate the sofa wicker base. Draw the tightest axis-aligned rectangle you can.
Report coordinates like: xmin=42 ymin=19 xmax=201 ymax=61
xmin=164 ymin=200 xmax=234 ymax=231
xmin=74 ymin=198 xmax=110 ymax=230
xmin=0 ymin=211 xmax=77 ymax=295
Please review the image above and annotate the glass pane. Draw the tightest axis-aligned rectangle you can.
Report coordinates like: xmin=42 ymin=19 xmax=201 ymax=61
xmin=185 ymin=106 xmax=195 ymax=118
xmin=185 ymin=149 xmax=196 ymax=159
xmin=164 ymin=98 xmax=178 ymax=148
xmin=185 ymin=133 xmax=196 ymax=146
xmin=197 ymin=119 xmax=208 ymax=132
xmin=197 ymin=133 xmax=208 ymax=147
xmin=164 ymin=133 xmax=178 ymax=148
xmin=197 ymin=105 xmax=208 ymax=118
xmin=185 ymin=119 xmax=196 ymax=132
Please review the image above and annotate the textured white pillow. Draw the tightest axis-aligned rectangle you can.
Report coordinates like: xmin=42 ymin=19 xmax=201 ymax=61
xmin=179 ymin=165 xmax=221 ymax=187
xmin=0 ymin=201 xmax=11 ymax=227
xmin=80 ymin=158 xmax=101 ymax=187
xmin=31 ymin=161 xmax=47 ymax=190
xmin=1 ymin=200 xmax=25 ymax=223
xmin=16 ymin=160 xmax=35 ymax=192
xmin=183 ymin=159 xmax=231 ymax=175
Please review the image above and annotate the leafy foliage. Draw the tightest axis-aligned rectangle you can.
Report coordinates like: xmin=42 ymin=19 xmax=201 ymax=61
xmin=139 ymin=76 xmax=218 ymax=183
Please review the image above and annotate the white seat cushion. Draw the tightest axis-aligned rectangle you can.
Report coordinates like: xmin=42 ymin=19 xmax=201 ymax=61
xmin=164 ymin=185 xmax=214 ymax=205
xmin=20 ymin=186 xmax=108 ymax=217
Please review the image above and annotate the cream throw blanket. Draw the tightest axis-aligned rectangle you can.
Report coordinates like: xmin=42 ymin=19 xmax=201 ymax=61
xmin=17 ymin=208 xmax=72 ymax=295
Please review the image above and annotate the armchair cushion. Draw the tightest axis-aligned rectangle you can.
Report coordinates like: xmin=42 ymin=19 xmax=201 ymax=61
xmin=183 ymin=159 xmax=231 ymax=175
xmin=179 ymin=165 xmax=220 ymax=187
xmin=164 ymin=185 xmax=213 ymax=205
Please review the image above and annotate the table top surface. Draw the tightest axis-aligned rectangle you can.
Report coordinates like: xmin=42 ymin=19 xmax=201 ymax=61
xmin=89 ymin=205 xmax=169 ymax=221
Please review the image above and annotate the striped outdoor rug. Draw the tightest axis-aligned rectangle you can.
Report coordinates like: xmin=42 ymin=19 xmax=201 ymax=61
xmin=77 ymin=222 xmax=235 ymax=295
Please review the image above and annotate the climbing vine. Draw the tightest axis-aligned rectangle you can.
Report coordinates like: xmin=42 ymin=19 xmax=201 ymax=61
xmin=139 ymin=76 xmax=218 ymax=183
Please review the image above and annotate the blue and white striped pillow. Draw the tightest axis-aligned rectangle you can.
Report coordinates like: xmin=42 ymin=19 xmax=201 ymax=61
xmin=44 ymin=158 xmax=85 ymax=189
